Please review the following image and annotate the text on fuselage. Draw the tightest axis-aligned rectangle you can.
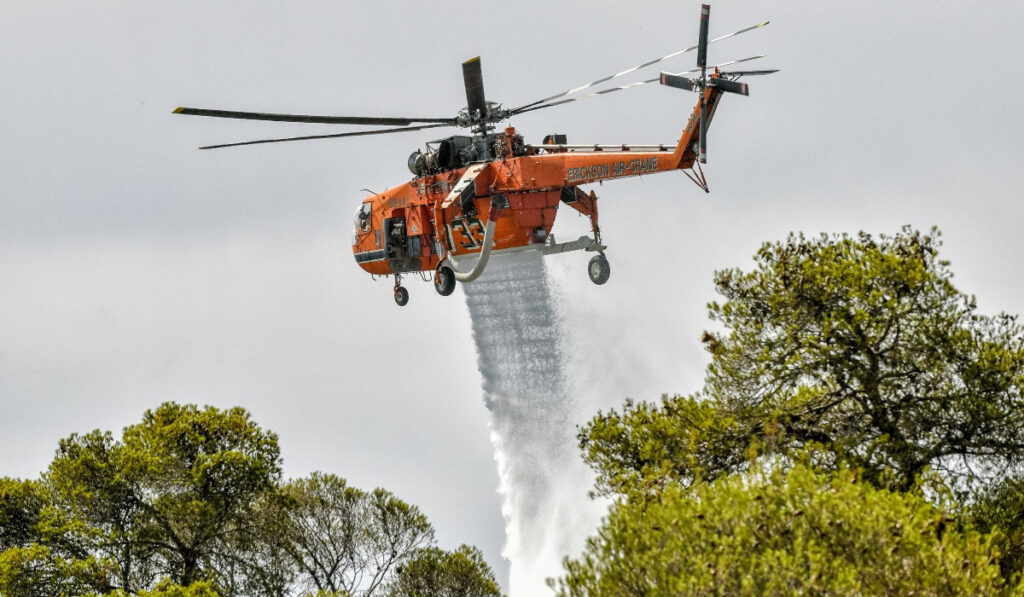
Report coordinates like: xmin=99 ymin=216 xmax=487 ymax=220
xmin=566 ymin=157 xmax=658 ymax=183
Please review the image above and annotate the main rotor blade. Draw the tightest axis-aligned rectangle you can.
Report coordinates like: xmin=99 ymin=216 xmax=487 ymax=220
xmin=705 ymin=55 xmax=766 ymax=70
xmin=510 ymin=19 xmax=769 ymax=113
xmin=194 ymin=123 xmax=452 ymax=150
xmin=173 ymin=107 xmax=456 ymax=126
xmin=462 ymin=57 xmax=487 ymax=118
xmin=512 ymin=56 xmax=765 ymax=116
xmin=697 ymin=4 xmax=710 ymax=69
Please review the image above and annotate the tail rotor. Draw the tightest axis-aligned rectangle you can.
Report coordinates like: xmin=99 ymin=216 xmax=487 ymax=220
xmin=660 ymin=3 xmax=774 ymax=163
xmin=697 ymin=4 xmax=710 ymax=162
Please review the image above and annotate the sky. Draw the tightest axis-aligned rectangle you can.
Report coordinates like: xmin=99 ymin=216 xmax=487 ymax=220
xmin=3 ymin=0 xmax=1024 ymax=592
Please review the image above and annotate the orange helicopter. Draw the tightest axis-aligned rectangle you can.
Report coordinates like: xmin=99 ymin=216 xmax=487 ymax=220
xmin=175 ymin=4 xmax=775 ymax=306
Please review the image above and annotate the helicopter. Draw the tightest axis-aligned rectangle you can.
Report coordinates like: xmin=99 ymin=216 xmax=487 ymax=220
xmin=175 ymin=4 xmax=775 ymax=306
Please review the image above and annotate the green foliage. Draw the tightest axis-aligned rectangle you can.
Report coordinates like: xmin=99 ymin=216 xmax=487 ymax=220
xmin=579 ymin=395 xmax=747 ymax=496
xmin=972 ymin=475 xmax=1024 ymax=582
xmin=0 ymin=542 xmax=111 ymax=597
xmin=1 ymin=404 xmax=500 ymax=595
xmin=386 ymin=545 xmax=503 ymax=597
xmin=0 ymin=478 xmax=45 ymax=552
xmin=102 ymin=578 xmax=222 ymax=597
xmin=139 ymin=578 xmax=221 ymax=597
xmin=0 ymin=477 xmax=114 ymax=596
xmin=280 ymin=472 xmax=434 ymax=596
xmin=210 ymin=491 xmax=296 ymax=596
xmin=555 ymin=463 xmax=1014 ymax=596
xmin=44 ymin=429 xmax=154 ymax=591
xmin=580 ymin=227 xmax=1024 ymax=496
xmin=43 ymin=402 xmax=283 ymax=592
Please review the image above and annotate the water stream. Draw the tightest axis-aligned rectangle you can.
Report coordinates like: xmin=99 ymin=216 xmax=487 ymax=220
xmin=462 ymin=250 xmax=601 ymax=595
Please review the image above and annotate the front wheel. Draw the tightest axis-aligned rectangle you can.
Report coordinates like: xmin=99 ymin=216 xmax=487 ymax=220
xmin=434 ymin=265 xmax=456 ymax=296
xmin=394 ymin=286 xmax=409 ymax=306
xmin=588 ymin=254 xmax=610 ymax=285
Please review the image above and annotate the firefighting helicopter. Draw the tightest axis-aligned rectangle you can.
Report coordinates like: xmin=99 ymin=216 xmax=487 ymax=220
xmin=175 ymin=4 xmax=775 ymax=306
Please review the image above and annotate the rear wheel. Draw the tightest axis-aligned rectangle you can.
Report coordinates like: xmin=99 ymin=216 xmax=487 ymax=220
xmin=434 ymin=265 xmax=456 ymax=296
xmin=394 ymin=286 xmax=409 ymax=306
xmin=588 ymin=254 xmax=610 ymax=285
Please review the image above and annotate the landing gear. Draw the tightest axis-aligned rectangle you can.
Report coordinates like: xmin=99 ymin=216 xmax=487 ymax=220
xmin=588 ymin=253 xmax=610 ymax=285
xmin=434 ymin=265 xmax=456 ymax=296
xmin=394 ymin=285 xmax=409 ymax=306
xmin=580 ymin=190 xmax=610 ymax=286
xmin=393 ymin=274 xmax=409 ymax=307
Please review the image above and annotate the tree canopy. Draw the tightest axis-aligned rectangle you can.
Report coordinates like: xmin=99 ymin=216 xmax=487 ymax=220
xmin=278 ymin=472 xmax=435 ymax=596
xmin=0 ymin=402 xmax=501 ymax=596
xmin=387 ymin=545 xmax=503 ymax=597
xmin=972 ymin=474 xmax=1024 ymax=583
xmin=568 ymin=227 xmax=1024 ymax=591
xmin=580 ymin=227 xmax=1024 ymax=496
xmin=43 ymin=403 xmax=283 ymax=592
xmin=555 ymin=463 xmax=1010 ymax=596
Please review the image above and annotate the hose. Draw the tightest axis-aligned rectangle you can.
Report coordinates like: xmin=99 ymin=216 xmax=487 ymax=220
xmin=448 ymin=197 xmax=503 ymax=283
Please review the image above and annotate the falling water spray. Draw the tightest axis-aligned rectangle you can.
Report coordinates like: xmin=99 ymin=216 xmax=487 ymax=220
xmin=462 ymin=250 xmax=603 ymax=595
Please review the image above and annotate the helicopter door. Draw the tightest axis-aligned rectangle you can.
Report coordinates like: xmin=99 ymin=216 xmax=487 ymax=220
xmin=384 ymin=215 xmax=420 ymax=273
xmin=384 ymin=216 xmax=407 ymax=258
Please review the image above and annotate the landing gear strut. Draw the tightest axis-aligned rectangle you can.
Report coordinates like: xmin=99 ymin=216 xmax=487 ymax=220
xmin=588 ymin=253 xmax=610 ymax=285
xmin=585 ymin=196 xmax=610 ymax=285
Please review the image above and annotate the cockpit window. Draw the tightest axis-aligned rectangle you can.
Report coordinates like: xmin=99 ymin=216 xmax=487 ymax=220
xmin=353 ymin=202 xmax=372 ymax=234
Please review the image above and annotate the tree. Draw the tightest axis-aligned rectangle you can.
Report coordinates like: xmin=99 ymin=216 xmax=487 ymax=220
xmin=387 ymin=545 xmax=502 ymax=597
xmin=580 ymin=227 xmax=1024 ymax=496
xmin=972 ymin=474 xmax=1024 ymax=583
xmin=105 ymin=578 xmax=221 ymax=597
xmin=279 ymin=473 xmax=434 ymax=596
xmin=0 ymin=478 xmax=44 ymax=552
xmin=206 ymin=491 xmax=297 ymax=597
xmin=0 ymin=543 xmax=112 ymax=597
xmin=1 ymin=404 xmax=502 ymax=595
xmin=0 ymin=477 xmax=112 ymax=596
xmin=44 ymin=402 xmax=283 ymax=592
xmin=554 ymin=464 xmax=1012 ymax=596
xmin=43 ymin=429 xmax=154 ymax=593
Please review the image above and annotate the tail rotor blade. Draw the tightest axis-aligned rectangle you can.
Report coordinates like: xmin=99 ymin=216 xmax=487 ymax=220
xmin=659 ymin=72 xmax=698 ymax=91
xmin=462 ymin=57 xmax=487 ymax=119
xmin=719 ymin=69 xmax=778 ymax=77
xmin=709 ymin=78 xmax=749 ymax=96
xmin=697 ymin=4 xmax=711 ymax=163
xmin=697 ymin=4 xmax=711 ymax=69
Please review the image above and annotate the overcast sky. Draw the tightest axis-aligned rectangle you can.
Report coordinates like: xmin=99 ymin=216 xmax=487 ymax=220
xmin=3 ymin=1 xmax=1024 ymax=592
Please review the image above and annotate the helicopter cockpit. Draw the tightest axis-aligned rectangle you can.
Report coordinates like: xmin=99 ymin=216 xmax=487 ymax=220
xmin=354 ymin=202 xmax=372 ymax=234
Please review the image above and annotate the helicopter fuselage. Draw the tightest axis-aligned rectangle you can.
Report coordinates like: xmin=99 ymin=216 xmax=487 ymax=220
xmin=351 ymin=82 xmax=721 ymax=280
